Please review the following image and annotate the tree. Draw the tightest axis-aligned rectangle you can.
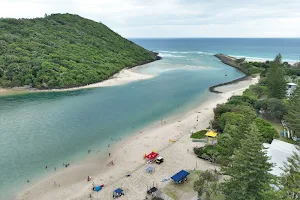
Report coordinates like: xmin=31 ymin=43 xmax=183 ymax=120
xmin=255 ymin=98 xmax=287 ymax=121
xmin=280 ymin=146 xmax=300 ymax=199
xmin=194 ymin=170 xmax=220 ymax=200
xmin=214 ymin=133 xmax=235 ymax=165
xmin=263 ymin=146 xmax=300 ymax=199
xmin=0 ymin=14 xmax=157 ymax=89
xmin=254 ymin=118 xmax=278 ymax=143
xmin=285 ymin=86 xmax=300 ymax=137
xmin=221 ymin=124 xmax=273 ymax=200
xmin=266 ymin=54 xmax=287 ymax=99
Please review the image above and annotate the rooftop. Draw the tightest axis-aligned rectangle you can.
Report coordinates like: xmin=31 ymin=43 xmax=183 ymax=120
xmin=264 ymin=139 xmax=298 ymax=176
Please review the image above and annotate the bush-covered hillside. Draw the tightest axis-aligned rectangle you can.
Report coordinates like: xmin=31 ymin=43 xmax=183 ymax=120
xmin=0 ymin=14 xmax=157 ymax=89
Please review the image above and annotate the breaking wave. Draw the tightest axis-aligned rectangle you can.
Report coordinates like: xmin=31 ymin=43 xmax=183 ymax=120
xmin=158 ymin=53 xmax=186 ymax=58
xmin=157 ymin=50 xmax=214 ymax=56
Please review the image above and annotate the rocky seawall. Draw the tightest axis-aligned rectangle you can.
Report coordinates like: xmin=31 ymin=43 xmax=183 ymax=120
xmin=209 ymin=54 xmax=251 ymax=93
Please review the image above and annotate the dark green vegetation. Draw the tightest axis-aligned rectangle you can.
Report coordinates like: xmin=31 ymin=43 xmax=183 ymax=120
xmin=221 ymin=124 xmax=273 ymax=200
xmin=152 ymin=197 xmax=164 ymax=200
xmin=214 ymin=54 xmax=263 ymax=76
xmin=0 ymin=14 xmax=158 ymax=89
xmin=285 ymin=87 xmax=300 ymax=137
xmin=266 ymin=54 xmax=287 ymax=99
xmin=194 ymin=54 xmax=295 ymax=165
xmin=215 ymin=53 xmax=300 ymax=78
xmin=193 ymin=170 xmax=220 ymax=200
xmin=190 ymin=130 xmax=207 ymax=139
xmin=193 ymin=54 xmax=300 ymax=200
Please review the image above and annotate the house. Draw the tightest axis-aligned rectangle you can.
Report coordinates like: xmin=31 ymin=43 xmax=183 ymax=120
xmin=263 ymin=139 xmax=298 ymax=176
xmin=286 ymin=82 xmax=297 ymax=97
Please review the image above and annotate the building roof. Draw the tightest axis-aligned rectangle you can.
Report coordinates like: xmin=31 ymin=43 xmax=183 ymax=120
xmin=171 ymin=170 xmax=190 ymax=183
xmin=287 ymin=83 xmax=297 ymax=86
xmin=265 ymin=139 xmax=298 ymax=176
xmin=205 ymin=130 xmax=217 ymax=138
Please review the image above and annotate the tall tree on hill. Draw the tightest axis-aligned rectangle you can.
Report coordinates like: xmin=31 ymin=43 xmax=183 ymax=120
xmin=266 ymin=54 xmax=287 ymax=99
xmin=220 ymin=124 xmax=273 ymax=200
xmin=285 ymin=86 xmax=300 ymax=137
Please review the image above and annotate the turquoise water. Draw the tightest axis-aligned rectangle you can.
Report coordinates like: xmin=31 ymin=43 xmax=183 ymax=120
xmin=132 ymin=38 xmax=300 ymax=63
xmin=1 ymin=38 xmax=299 ymax=199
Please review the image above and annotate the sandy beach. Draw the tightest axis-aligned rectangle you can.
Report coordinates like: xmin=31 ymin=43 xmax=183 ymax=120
xmin=43 ymin=68 xmax=154 ymax=92
xmin=15 ymin=77 xmax=258 ymax=200
xmin=0 ymin=67 xmax=154 ymax=96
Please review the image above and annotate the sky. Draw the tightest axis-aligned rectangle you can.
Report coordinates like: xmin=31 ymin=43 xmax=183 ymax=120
xmin=1 ymin=0 xmax=300 ymax=38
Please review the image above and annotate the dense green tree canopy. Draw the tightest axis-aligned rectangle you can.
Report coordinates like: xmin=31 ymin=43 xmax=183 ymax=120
xmin=255 ymin=98 xmax=287 ymax=121
xmin=221 ymin=124 xmax=273 ymax=200
xmin=285 ymin=86 xmax=300 ymax=137
xmin=0 ymin=14 xmax=157 ymax=89
xmin=194 ymin=170 xmax=220 ymax=200
xmin=266 ymin=54 xmax=287 ymax=99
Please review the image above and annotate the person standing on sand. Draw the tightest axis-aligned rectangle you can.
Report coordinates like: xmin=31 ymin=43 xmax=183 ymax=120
xmin=109 ymin=153 xmax=111 ymax=157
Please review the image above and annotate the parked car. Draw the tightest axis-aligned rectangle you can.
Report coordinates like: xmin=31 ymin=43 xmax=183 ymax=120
xmin=155 ymin=156 xmax=164 ymax=164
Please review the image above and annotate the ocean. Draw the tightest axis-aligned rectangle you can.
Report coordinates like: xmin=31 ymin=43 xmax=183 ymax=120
xmin=0 ymin=38 xmax=299 ymax=199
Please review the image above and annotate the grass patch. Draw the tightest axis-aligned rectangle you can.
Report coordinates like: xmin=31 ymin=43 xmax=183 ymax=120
xmin=162 ymin=170 xmax=201 ymax=200
xmin=202 ymin=193 xmax=225 ymax=200
xmin=191 ymin=130 xmax=207 ymax=139
xmin=266 ymin=119 xmax=283 ymax=135
xmin=162 ymin=170 xmax=225 ymax=200
xmin=162 ymin=188 xmax=178 ymax=200
xmin=281 ymin=137 xmax=300 ymax=145
xmin=262 ymin=117 xmax=300 ymax=145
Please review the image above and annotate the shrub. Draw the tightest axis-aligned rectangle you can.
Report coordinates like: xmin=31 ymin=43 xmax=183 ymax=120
xmin=217 ymin=112 xmax=245 ymax=132
xmin=243 ymin=84 xmax=268 ymax=100
xmin=213 ymin=104 xmax=235 ymax=119
xmin=254 ymin=118 xmax=278 ymax=143
xmin=249 ymin=66 xmax=263 ymax=75
xmin=152 ymin=197 xmax=164 ymax=200
xmin=255 ymin=98 xmax=287 ymax=121
xmin=194 ymin=145 xmax=219 ymax=163
xmin=227 ymin=95 xmax=251 ymax=106
xmin=191 ymin=130 xmax=207 ymax=139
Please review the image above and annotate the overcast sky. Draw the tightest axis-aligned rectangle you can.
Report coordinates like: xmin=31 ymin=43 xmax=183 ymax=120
xmin=1 ymin=0 xmax=300 ymax=38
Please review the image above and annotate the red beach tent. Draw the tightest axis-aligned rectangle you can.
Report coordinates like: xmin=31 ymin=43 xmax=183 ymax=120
xmin=145 ymin=152 xmax=159 ymax=160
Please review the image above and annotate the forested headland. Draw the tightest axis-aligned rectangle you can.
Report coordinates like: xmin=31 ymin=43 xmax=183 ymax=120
xmin=0 ymin=14 xmax=158 ymax=89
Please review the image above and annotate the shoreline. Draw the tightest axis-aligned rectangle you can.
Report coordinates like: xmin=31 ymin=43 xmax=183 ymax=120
xmin=0 ymin=61 xmax=159 ymax=97
xmin=0 ymin=68 xmax=154 ymax=96
xmin=15 ymin=77 xmax=259 ymax=200
xmin=209 ymin=75 xmax=252 ymax=93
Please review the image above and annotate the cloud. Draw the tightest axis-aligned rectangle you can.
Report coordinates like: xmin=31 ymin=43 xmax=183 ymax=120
xmin=1 ymin=0 xmax=299 ymax=38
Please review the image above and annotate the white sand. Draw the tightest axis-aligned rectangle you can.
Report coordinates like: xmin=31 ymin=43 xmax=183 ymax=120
xmin=245 ymin=58 xmax=297 ymax=65
xmin=15 ymin=77 xmax=258 ymax=200
xmin=0 ymin=67 xmax=154 ymax=96
xmin=43 ymin=68 xmax=154 ymax=92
